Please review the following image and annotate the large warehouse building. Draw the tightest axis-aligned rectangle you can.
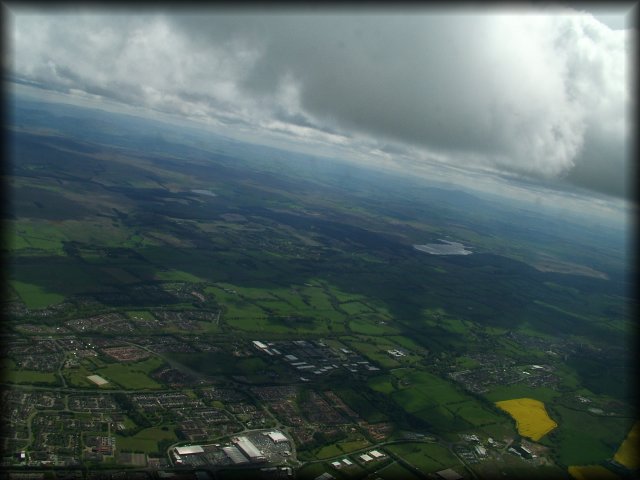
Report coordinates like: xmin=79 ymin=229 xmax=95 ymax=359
xmin=223 ymin=445 xmax=249 ymax=465
xmin=233 ymin=436 xmax=266 ymax=463
xmin=267 ymin=431 xmax=288 ymax=443
xmin=171 ymin=445 xmax=205 ymax=464
xmin=175 ymin=446 xmax=204 ymax=455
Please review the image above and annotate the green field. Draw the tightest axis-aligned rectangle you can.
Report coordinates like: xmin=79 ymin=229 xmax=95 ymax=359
xmin=64 ymin=363 xmax=111 ymax=388
xmin=94 ymin=357 xmax=165 ymax=390
xmin=387 ymin=369 xmax=504 ymax=433
xmin=392 ymin=370 xmax=468 ymax=404
xmin=10 ymin=280 xmax=65 ymax=309
xmin=6 ymin=369 xmax=59 ymax=385
xmin=8 ymin=219 xmax=68 ymax=255
xmin=414 ymin=405 xmax=471 ymax=431
xmin=116 ymin=427 xmax=177 ymax=454
xmin=202 ymin=281 xmax=362 ymax=333
xmin=387 ymin=336 xmax=424 ymax=352
xmin=392 ymin=387 xmax=437 ymax=413
xmin=368 ymin=375 xmax=396 ymax=395
xmin=10 ymin=259 xmax=116 ymax=303
xmin=340 ymin=301 xmax=374 ymax=316
xmin=551 ymin=405 xmax=633 ymax=466
xmin=387 ymin=442 xmax=461 ymax=474
xmin=154 ymin=269 xmax=204 ymax=282
xmin=167 ymin=351 xmax=269 ymax=377
xmin=348 ymin=340 xmax=400 ymax=369
xmin=376 ymin=461 xmax=423 ymax=480
xmin=315 ymin=444 xmax=342 ymax=459
xmin=335 ymin=438 xmax=371 ymax=453
xmin=296 ymin=463 xmax=329 ymax=480
xmin=446 ymin=400 xmax=506 ymax=427
xmin=349 ymin=317 xmax=399 ymax=335
xmin=126 ymin=310 xmax=157 ymax=321
xmin=335 ymin=388 xmax=387 ymax=423
xmin=423 ymin=312 xmax=472 ymax=335
xmin=311 ymin=436 xmax=371 ymax=461
xmin=484 ymin=384 xmax=561 ymax=403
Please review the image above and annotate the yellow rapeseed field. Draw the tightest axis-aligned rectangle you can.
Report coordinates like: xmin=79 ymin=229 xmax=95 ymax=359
xmin=568 ymin=465 xmax=621 ymax=480
xmin=495 ymin=397 xmax=557 ymax=441
xmin=613 ymin=421 xmax=639 ymax=470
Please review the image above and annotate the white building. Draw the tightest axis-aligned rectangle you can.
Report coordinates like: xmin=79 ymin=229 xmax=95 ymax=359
xmin=233 ymin=436 xmax=266 ymax=462
xmin=223 ymin=445 xmax=249 ymax=464
xmin=267 ymin=431 xmax=288 ymax=443
xmin=175 ymin=445 xmax=204 ymax=455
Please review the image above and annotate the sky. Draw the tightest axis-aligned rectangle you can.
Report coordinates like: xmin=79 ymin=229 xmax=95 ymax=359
xmin=4 ymin=4 xmax=636 ymax=206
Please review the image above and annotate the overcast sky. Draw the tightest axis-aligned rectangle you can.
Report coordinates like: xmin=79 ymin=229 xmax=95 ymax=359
xmin=5 ymin=4 xmax=636 ymax=202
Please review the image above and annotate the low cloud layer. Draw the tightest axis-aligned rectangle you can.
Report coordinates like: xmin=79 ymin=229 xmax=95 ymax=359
xmin=7 ymin=7 xmax=634 ymax=199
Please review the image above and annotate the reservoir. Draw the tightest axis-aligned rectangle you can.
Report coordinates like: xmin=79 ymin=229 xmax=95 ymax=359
xmin=413 ymin=239 xmax=472 ymax=255
xmin=191 ymin=189 xmax=217 ymax=197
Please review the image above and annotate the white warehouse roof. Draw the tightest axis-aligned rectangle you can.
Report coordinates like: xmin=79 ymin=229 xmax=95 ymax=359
xmin=175 ymin=445 xmax=204 ymax=455
xmin=233 ymin=436 xmax=265 ymax=461
xmin=268 ymin=431 xmax=288 ymax=443
xmin=223 ymin=446 xmax=249 ymax=464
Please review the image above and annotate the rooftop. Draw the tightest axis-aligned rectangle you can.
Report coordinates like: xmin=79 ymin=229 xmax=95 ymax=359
xmin=175 ymin=445 xmax=204 ymax=455
xmin=267 ymin=431 xmax=288 ymax=443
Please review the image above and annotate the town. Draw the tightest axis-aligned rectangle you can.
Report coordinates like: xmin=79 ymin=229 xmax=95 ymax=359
xmin=2 ymin=304 xmax=618 ymax=480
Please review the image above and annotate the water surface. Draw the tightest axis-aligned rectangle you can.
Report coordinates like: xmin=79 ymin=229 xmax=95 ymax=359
xmin=413 ymin=239 xmax=472 ymax=255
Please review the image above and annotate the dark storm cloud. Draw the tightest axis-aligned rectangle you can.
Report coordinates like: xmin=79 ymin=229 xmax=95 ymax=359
xmin=8 ymin=8 xmax=633 ymax=199
xmin=564 ymin=133 xmax=630 ymax=198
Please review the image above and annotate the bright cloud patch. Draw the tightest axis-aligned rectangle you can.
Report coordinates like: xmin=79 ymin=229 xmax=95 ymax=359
xmin=8 ymin=7 xmax=632 ymax=198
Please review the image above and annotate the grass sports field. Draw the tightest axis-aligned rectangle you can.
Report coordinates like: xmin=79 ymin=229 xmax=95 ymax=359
xmin=94 ymin=357 xmax=165 ymax=390
xmin=116 ymin=427 xmax=177 ymax=454
xmin=495 ymin=398 xmax=557 ymax=441
xmin=387 ymin=442 xmax=460 ymax=474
